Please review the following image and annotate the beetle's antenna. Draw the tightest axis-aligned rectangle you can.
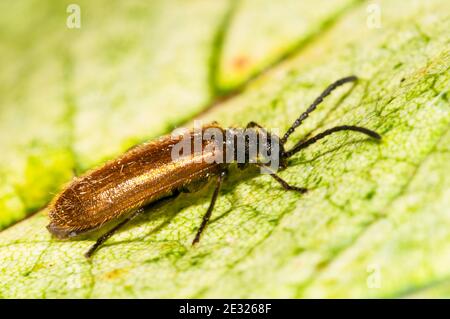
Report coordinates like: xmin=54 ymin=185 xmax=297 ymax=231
xmin=280 ymin=76 xmax=358 ymax=145
xmin=283 ymin=125 xmax=381 ymax=158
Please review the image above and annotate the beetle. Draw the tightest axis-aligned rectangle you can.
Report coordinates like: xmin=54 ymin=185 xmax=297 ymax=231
xmin=47 ymin=76 xmax=381 ymax=258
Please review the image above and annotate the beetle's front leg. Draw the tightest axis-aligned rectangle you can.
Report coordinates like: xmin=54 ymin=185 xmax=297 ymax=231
xmin=255 ymin=163 xmax=307 ymax=194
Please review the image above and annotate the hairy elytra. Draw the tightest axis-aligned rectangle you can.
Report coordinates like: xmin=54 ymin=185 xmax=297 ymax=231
xmin=47 ymin=76 xmax=381 ymax=258
xmin=47 ymin=123 xmax=225 ymax=239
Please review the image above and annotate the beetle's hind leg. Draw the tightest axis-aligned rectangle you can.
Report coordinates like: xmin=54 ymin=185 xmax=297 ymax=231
xmin=84 ymin=207 xmax=146 ymax=258
xmin=85 ymin=190 xmax=181 ymax=258
xmin=256 ymin=163 xmax=307 ymax=194
xmin=192 ymin=170 xmax=227 ymax=245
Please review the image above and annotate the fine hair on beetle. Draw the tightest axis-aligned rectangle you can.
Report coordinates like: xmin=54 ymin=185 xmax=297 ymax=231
xmin=46 ymin=75 xmax=381 ymax=258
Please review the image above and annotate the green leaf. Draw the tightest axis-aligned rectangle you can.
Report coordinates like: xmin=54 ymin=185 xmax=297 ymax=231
xmin=0 ymin=0 xmax=449 ymax=298
xmin=215 ymin=0 xmax=361 ymax=91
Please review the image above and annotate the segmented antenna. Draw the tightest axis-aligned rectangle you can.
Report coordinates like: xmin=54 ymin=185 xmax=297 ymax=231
xmin=280 ymin=75 xmax=358 ymax=145
xmin=283 ymin=125 xmax=381 ymax=158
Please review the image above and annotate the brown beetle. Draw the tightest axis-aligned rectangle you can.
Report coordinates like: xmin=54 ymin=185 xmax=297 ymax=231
xmin=47 ymin=76 xmax=381 ymax=258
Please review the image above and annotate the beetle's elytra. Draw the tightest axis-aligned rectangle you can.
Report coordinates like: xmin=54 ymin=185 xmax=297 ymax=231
xmin=47 ymin=125 xmax=224 ymax=239
xmin=47 ymin=76 xmax=381 ymax=258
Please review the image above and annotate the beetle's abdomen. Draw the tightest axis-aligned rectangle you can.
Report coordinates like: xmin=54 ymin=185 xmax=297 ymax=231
xmin=47 ymin=126 xmax=224 ymax=238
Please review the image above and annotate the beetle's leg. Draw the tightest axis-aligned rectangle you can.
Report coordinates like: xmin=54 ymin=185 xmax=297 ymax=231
xmin=192 ymin=170 xmax=226 ymax=245
xmin=255 ymin=163 xmax=307 ymax=194
xmin=85 ymin=207 xmax=145 ymax=258
xmin=85 ymin=190 xmax=181 ymax=258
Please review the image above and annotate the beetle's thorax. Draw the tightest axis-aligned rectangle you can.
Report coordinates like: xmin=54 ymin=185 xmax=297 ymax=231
xmin=222 ymin=127 xmax=286 ymax=169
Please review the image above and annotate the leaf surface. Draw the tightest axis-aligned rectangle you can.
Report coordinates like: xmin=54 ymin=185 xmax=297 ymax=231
xmin=0 ymin=0 xmax=449 ymax=298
